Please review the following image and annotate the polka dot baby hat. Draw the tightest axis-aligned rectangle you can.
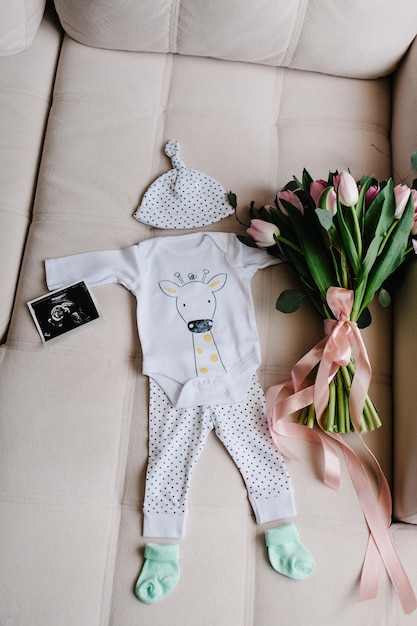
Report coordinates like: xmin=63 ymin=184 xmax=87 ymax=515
xmin=133 ymin=140 xmax=235 ymax=229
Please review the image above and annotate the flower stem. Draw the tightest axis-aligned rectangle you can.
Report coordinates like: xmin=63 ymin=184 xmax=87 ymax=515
xmin=350 ymin=204 xmax=363 ymax=260
xmin=299 ymin=406 xmax=309 ymax=426
xmin=276 ymin=235 xmax=303 ymax=255
xmin=326 ymin=379 xmax=336 ymax=431
xmin=339 ymin=250 xmax=349 ymax=289
xmin=364 ymin=395 xmax=382 ymax=429
xmin=336 ymin=371 xmax=346 ymax=433
xmin=306 ymin=403 xmax=316 ymax=429
xmin=377 ymin=220 xmax=398 ymax=256
xmin=297 ymin=362 xmax=381 ymax=433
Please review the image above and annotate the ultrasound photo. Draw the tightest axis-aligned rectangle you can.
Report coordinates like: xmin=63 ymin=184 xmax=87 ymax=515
xmin=28 ymin=281 xmax=101 ymax=343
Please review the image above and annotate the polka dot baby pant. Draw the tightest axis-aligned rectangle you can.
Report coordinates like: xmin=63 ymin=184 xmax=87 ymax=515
xmin=143 ymin=375 xmax=296 ymax=538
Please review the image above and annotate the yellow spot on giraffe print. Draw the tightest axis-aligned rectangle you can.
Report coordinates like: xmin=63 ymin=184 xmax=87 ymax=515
xmin=210 ymin=354 xmax=219 ymax=362
xmin=196 ymin=347 xmax=203 ymax=354
xmin=203 ymin=333 xmax=212 ymax=342
xmin=200 ymin=367 xmax=208 ymax=374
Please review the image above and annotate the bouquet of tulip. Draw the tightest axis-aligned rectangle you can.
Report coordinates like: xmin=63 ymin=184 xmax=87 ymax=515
xmin=236 ymin=165 xmax=417 ymax=433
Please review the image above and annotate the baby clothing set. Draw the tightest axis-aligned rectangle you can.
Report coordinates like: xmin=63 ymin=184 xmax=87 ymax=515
xmin=45 ymin=141 xmax=315 ymax=604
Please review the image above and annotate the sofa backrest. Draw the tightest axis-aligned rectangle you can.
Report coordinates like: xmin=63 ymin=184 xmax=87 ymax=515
xmin=53 ymin=0 xmax=417 ymax=79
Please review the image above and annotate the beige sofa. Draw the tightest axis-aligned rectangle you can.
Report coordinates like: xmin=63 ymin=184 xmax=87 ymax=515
xmin=2 ymin=1 xmax=417 ymax=624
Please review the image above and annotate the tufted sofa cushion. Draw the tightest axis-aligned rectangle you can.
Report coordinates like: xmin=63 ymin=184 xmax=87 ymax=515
xmin=53 ymin=0 xmax=417 ymax=78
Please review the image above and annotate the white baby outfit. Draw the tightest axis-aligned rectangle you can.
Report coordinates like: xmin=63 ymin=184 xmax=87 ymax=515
xmin=45 ymin=231 xmax=297 ymax=538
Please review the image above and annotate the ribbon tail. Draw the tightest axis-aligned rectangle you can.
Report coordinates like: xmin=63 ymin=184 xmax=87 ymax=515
xmin=266 ymin=382 xmax=340 ymax=491
xmin=331 ymin=432 xmax=417 ymax=615
xmin=359 ymin=536 xmax=381 ymax=602
xmin=291 ymin=337 xmax=327 ymax=391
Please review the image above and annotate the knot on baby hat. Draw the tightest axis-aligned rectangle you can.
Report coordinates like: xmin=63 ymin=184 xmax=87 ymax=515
xmin=134 ymin=140 xmax=234 ymax=229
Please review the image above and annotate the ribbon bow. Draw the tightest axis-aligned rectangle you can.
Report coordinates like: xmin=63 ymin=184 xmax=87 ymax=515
xmin=266 ymin=287 xmax=417 ymax=614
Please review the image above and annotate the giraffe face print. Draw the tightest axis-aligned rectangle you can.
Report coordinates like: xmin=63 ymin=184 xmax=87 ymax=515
xmin=159 ymin=272 xmax=227 ymax=334
xmin=175 ymin=281 xmax=216 ymax=333
xmin=159 ymin=270 xmax=228 ymax=376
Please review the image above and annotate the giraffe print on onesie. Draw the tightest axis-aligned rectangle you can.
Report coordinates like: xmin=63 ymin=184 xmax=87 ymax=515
xmin=158 ymin=269 xmax=227 ymax=378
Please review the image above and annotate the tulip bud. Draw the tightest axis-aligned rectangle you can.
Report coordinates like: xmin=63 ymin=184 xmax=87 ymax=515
xmin=393 ymin=184 xmax=411 ymax=219
xmin=276 ymin=190 xmax=304 ymax=216
xmin=246 ymin=219 xmax=280 ymax=247
xmin=320 ymin=187 xmax=337 ymax=216
xmin=310 ymin=180 xmax=327 ymax=205
xmin=365 ymin=185 xmax=379 ymax=208
xmin=334 ymin=171 xmax=359 ymax=206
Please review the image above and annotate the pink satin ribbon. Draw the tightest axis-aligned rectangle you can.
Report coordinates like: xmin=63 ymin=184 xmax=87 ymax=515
xmin=266 ymin=287 xmax=417 ymax=614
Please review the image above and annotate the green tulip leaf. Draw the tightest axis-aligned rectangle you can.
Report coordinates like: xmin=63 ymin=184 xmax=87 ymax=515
xmin=360 ymin=193 xmax=414 ymax=313
xmin=334 ymin=202 xmax=360 ymax=274
xmin=280 ymin=200 xmax=337 ymax=295
xmin=276 ymin=289 xmax=304 ymax=313
xmin=411 ymin=151 xmax=417 ymax=172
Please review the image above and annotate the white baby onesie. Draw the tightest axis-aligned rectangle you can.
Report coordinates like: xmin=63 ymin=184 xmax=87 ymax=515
xmin=45 ymin=232 xmax=297 ymax=537
xmin=46 ymin=232 xmax=279 ymax=409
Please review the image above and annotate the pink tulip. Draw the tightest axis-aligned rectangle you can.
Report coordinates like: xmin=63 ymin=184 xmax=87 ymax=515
xmin=365 ymin=185 xmax=379 ymax=208
xmin=310 ymin=180 xmax=327 ymax=205
xmin=247 ymin=219 xmax=279 ymax=247
xmin=394 ymin=184 xmax=411 ymax=219
xmin=276 ymin=190 xmax=304 ymax=216
xmin=334 ymin=171 xmax=359 ymax=206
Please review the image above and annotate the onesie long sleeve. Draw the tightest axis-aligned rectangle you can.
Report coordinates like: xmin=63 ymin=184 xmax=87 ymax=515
xmin=45 ymin=232 xmax=280 ymax=408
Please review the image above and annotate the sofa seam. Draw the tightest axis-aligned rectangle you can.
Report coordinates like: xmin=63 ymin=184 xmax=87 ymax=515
xmin=268 ymin=68 xmax=282 ymax=191
xmin=147 ymin=53 xmax=173 ymax=213
xmin=282 ymin=0 xmax=309 ymax=67
xmin=0 ymin=205 xmax=33 ymax=221
xmin=98 ymin=506 xmax=122 ymax=626
xmin=100 ymin=365 xmax=137 ymax=626
xmin=0 ymin=85 xmax=53 ymax=104
xmin=4 ymin=340 xmax=141 ymax=360
xmin=169 ymin=0 xmax=180 ymax=53
xmin=32 ymin=212 xmax=135 ymax=224
xmin=278 ymin=118 xmax=390 ymax=136
xmin=51 ymin=91 xmax=281 ymax=122
xmin=115 ymin=362 xmax=139 ymax=506
xmin=0 ymin=490 xmax=117 ymax=507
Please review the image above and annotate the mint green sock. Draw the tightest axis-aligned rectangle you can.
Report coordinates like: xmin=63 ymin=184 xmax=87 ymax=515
xmin=135 ymin=543 xmax=180 ymax=604
xmin=265 ymin=523 xmax=315 ymax=580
